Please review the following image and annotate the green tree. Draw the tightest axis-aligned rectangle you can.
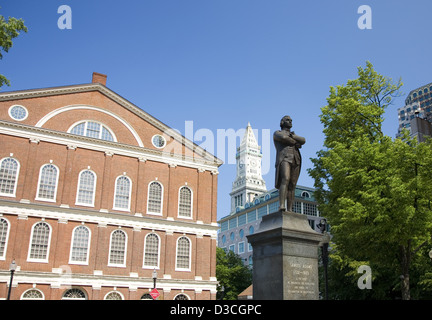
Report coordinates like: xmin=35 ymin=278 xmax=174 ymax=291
xmin=216 ymin=247 xmax=252 ymax=300
xmin=0 ymin=9 xmax=28 ymax=88
xmin=309 ymin=62 xmax=432 ymax=300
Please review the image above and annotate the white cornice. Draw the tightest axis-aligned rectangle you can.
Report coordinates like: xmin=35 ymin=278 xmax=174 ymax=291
xmin=0 ymin=270 xmax=218 ymax=293
xmin=0 ymin=83 xmax=223 ymax=166
xmin=0 ymin=200 xmax=219 ymax=237
xmin=0 ymin=120 xmax=219 ymax=172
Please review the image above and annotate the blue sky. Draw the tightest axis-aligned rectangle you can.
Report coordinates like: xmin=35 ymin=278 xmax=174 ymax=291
xmin=2 ymin=1 xmax=432 ymax=219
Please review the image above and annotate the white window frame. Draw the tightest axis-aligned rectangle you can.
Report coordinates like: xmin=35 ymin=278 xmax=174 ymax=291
xmin=21 ymin=288 xmax=45 ymax=300
xmin=35 ymin=163 xmax=60 ymax=202
xmin=61 ymin=288 xmax=87 ymax=300
xmin=146 ymin=181 xmax=163 ymax=215
xmin=8 ymin=105 xmax=28 ymax=121
xmin=0 ymin=217 xmax=11 ymax=260
xmin=177 ymin=185 xmax=193 ymax=219
xmin=68 ymin=120 xmax=117 ymax=142
xmin=75 ymin=169 xmax=97 ymax=207
xmin=68 ymin=225 xmax=91 ymax=265
xmin=142 ymin=233 xmax=161 ymax=269
xmin=27 ymin=221 xmax=52 ymax=263
xmin=113 ymin=175 xmax=132 ymax=212
xmin=108 ymin=229 xmax=128 ymax=267
xmin=104 ymin=291 xmax=124 ymax=300
xmin=0 ymin=157 xmax=20 ymax=197
xmin=151 ymin=134 xmax=167 ymax=149
xmin=175 ymin=236 xmax=191 ymax=272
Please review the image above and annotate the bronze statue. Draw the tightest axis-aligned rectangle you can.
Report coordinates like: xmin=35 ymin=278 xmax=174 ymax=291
xmin=274 ymin=115 xmax=306 ymax=211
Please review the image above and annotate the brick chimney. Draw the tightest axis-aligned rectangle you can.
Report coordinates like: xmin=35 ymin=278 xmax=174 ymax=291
xmin=92 ymin=72 xmax=107 ymax=85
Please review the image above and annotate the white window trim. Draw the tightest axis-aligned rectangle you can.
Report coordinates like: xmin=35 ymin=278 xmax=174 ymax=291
xmin=146 ymin=181 xmax=164 ymax=216
xmin=68 ymin=225 xmax=91 ymax=265
xmin=175 ymin=236 xmax=192 ymax=272
xmin=151 ymin=134 xmax=166 ymax=149
xmin=0 ymin=157 xmax=20 ymax=198
xmin=177 ymin=185 xmax=193 ymax=219
xmin=142 ymin=233 xmax=161 ymax=269
xmin=35 ymin=163 xmax=60 ymax=203
xmin=36 ymin=105 xmax=143 ymax=147
xmin=112 ymin=175 xmax=132 ymax=212
xmin=75 ymin=169 xmax=97 ymax=207
xmin=0 ymin=216 xmax=11 ymax=260
xmin=104 ymin=290 xmax=125 ymax=300
xmin=20 ymin=288 xmax=45 ymax=300
xmin=108 ymin=229 xmax=128 ymax=267
xmin=173 ymin=293 xmax=191 ymax=300
xmin=27 ymin=221 xmax=52 ymax=263
xmin=61 ymin=287 xmax=88 ymax=300
xmin=67 ymin=120 xmax=117 ymax=142
xmin=8 ymin=104 xmax=28 ymax=121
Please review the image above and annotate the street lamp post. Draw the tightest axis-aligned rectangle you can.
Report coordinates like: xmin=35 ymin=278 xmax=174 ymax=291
xmin=7 ymin=260 xmax=17 ymax=300
xmin=318 ymin=219 xmax=329 ymax=300
xmin=152 ymin=269 xmax=157 ymax=289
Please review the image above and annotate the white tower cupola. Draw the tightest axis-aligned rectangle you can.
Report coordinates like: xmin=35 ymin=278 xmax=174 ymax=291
xmin=230 ymin=123 xmax=267 ymax=213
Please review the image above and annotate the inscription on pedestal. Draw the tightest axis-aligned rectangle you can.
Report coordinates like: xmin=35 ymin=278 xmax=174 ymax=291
xmin=286 ymin=261 xmax=317 ymax=298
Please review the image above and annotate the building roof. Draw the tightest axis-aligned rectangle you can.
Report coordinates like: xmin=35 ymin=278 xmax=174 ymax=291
xmin=238 ymin=285 xmax=253 ymax=300
xmin=0 ymin=73 xmax=223 ymax=168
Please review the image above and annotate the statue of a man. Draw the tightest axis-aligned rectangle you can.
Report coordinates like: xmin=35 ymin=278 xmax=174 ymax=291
xmin=273 ymin=115 xmax=306 ymax=212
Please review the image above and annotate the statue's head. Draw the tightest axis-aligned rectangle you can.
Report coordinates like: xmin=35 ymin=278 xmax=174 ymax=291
xmin=280 ymin=115 xmax=292 ymax=129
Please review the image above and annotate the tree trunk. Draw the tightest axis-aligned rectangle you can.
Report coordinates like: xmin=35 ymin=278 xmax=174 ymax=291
xmin=400 ymin=244 xmax=411 ymax=300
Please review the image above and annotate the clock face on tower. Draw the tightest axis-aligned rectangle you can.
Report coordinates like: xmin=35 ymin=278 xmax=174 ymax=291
xmin=251 ymin=160 xmax=257 ymax=167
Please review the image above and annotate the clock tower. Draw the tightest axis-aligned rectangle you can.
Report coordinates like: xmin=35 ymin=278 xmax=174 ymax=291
xmin=230 ymin=123 xmax=267 ymax=212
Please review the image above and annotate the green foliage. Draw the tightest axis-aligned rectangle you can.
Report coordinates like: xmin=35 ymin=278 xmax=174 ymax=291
xmin=310 ymin=62 xmax=432 ymax=299
xmin=216 ymin=247 xmax=252 ymax=300
xmin=0 ymin=9 xmax=28 ymax=88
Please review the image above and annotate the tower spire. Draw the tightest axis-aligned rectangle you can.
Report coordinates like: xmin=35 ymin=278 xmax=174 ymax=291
xmin=230 ymin=123 xmax=267 ymax=213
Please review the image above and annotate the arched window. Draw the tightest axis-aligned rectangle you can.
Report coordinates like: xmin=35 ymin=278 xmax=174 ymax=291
xmin=36 ymin=164 xmax=59 ymax=201
xmin=21 ymin=289 xmax=44 ymax=300
xmin=69 ymin=225 xmax=91 ymax=264
xmin=0 ymin=218 xmax=10 ymax=259
xmin=104 ymin=291 xmax=124 ymax=300
xmin=178 ymin=186 xmax=192 ymax=218
xmin=141 ymin=293 xmax=153 ymax=300
xmin=147 ymin=181 xmax=163 ymax=215
xmin=143 ymin=233 xmax=160 ymax=268
xmin=28 ymin=222 xmax=51 ymax=262
xmin=109 ymin=229 xmax=127 ymax=266
xmin=62 ymin=288 xmax=87 ymax=300
xmin=301 ymin=191 xmax=311 ymax=198
xmin=176 ymin=236 xmax=191 ymax=271
xmin=0 ymin=157 xmax=20 ymax=196
xmin=76 ymin=170 xmax=96 ymax=206
xmin=174 ymin=293 xmax=190 ymax=300
xmin=249 ymin=226 xmax=254 ymax=235
xmin=69 ymin=121 xmax=115 ymax=142
xmin=113 ymin=176 xmax=131 ymax=211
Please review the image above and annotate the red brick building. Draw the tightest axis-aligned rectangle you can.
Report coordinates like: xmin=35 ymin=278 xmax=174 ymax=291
xmin=0 ymin=73 xmax=222 ymax=300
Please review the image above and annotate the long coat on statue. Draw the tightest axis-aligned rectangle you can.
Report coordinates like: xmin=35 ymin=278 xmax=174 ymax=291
xmin=273 ymin=130 xmax=305 ymax=189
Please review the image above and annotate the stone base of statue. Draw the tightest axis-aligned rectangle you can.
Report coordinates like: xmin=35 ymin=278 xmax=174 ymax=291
xmin=247 ymin=210 xmax=326 ymax=300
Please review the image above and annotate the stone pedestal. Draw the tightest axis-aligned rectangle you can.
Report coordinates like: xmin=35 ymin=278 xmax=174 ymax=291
xmin=247 ymin=210 xmax=325 ymax=300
